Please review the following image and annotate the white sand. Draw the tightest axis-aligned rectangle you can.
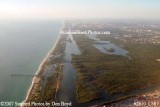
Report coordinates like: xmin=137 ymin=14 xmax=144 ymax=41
xmin=21 ymin=24 xmax=64 ymax=107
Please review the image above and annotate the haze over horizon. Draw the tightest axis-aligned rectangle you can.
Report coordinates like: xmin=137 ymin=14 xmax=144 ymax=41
xmin=0 ymin=0 xmax=160 ymax=21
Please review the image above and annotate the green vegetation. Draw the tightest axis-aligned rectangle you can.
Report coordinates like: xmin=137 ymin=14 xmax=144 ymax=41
xmin=27 ymin=84 xmax=44 ymax=102
xmin=27 ymin=65 xmax=63 ymax=105
xmin=76 ymin=80 xmax=101 ymax=103
xmin=71 ymin=34 xmax=160 ymax=103
xmin=26 ymin=35 xmax=66 ymax=106
xmin=43 ymin=70 xmax=58 ymax=101
xmin=106 ymin=48 xmax=115 ymax=52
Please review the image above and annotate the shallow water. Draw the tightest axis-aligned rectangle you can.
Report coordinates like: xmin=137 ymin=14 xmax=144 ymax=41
xmin=94 ymin=43 xmax=129 ymax=56
xmin=57 ymin=34 xmax=113 ymax=107
xmin=56 ymin=34 xmax=81 ymax=106
xmin=87 ymin=34 xmax=130 ymax=58
xmin=0 ymin=20 xmax=62 ymax=104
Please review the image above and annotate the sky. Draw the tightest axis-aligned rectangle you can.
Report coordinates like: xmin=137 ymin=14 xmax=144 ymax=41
xmin=0 ymin=0 xmax=160 ymax=20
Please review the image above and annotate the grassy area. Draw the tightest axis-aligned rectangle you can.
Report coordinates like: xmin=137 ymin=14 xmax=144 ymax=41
xmin=26 ymin=35 xmax=66 ymax=105
xmin=27 ymin=65 xmax=63 ymax=104
xmin=76 ymin=80 xmax=101 ymax=103
xmin=71 ymin=34 xmax=160 ymax=103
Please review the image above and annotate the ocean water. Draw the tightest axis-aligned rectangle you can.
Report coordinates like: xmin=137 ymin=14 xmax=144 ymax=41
xmin=0 ymin=20 xmax=62 ymax=104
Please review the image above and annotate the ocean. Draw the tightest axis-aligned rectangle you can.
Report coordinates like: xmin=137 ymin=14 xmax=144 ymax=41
xmin=0 ymin=20 xmax=62 ymax=104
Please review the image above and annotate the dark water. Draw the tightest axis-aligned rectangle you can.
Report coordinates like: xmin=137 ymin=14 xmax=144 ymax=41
xmin=57 ymin=34 xmax=112 ymax=107
xmin=56 ymin=34 xmax=81 ymax=106
xmin=0 ymin=20 xmax=62 ymax=104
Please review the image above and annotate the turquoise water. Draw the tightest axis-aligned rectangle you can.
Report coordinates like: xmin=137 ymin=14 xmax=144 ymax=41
xmin=0 ymin=20 xmax=62 ymax=104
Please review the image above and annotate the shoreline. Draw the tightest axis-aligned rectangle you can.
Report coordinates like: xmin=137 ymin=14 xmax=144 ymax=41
xmin=21 ymin=23 xmax=64 ymax=106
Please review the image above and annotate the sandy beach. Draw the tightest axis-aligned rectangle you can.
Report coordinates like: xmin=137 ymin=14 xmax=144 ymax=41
xmin=21 ymin=24 xmax=64 ymax=106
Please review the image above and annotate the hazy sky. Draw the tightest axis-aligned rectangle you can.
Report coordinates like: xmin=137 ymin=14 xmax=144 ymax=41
xmin=0 ymin=0 xmax=160 ymax=20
